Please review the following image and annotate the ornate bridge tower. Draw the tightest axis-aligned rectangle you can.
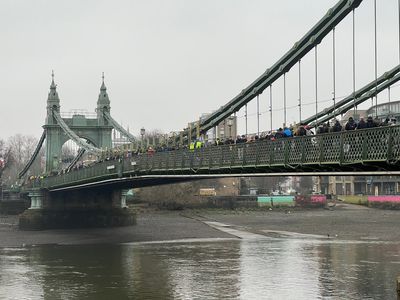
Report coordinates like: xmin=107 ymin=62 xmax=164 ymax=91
xmin=43 ymin=72 xmax=113 ymax=172
xmin=19 ymin=73 xmax=135 ymax=230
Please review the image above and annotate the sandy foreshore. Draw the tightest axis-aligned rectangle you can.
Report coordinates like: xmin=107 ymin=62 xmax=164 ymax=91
xmin=1 ymin=202 xmax=400 ymax=247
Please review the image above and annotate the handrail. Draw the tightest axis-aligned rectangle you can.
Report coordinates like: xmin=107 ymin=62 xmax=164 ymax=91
xmin=39 ymin=125 xmax=400 ymax=189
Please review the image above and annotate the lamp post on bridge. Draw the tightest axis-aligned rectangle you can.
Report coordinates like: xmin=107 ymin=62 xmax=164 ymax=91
xmin=140 ymin=127 xmax=145 ymax=151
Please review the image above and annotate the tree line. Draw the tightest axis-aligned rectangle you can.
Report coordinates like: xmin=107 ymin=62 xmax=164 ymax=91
xmin=0 ymin=134 xmax=42 ymax=187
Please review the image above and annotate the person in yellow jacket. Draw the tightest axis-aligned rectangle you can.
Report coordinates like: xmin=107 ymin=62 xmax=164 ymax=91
xmin=189 ymin=141 xmax=195 ymax=151
xmin=195 ymin=140 xmax=203 ymax=149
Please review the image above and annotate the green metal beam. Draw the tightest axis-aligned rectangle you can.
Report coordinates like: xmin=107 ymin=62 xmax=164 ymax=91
xmin=103 ymin=111 xmax=137 ymax=143
xmin=309 ymin=66 xmax=400 ymax=127
xmin=304 ymin=65 xmax=400 ymax=126
xmin=195 ymin=0 xmax=363 ymax=136
xmin=37 ymin=124 xmax=400 ymax=190
xmin=52 ymin=110 xmax=102 ymax=154
xmin=66 ymin=148 xmax=86 ymax=172
xmin=18 ymin=131 xmax=46 ymax=179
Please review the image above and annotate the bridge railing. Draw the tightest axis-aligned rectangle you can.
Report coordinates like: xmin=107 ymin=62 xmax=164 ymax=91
xmin=39 ymin=125 xmax=400 ymax=189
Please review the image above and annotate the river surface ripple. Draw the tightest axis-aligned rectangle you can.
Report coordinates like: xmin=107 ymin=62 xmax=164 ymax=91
xmin=0 ymin=230 xmax=399 ymax=299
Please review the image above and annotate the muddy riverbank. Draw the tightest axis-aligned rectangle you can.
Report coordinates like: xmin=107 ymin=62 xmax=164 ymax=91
xmin=1 ymin=202 xmax=400 ymax=247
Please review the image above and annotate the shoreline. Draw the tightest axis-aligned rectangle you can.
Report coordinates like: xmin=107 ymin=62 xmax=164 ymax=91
xmin=1 ymin=203 xmax=400 ymax=248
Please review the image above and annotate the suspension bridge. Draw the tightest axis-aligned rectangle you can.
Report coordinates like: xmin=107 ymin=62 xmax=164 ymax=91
xmin=16 ymin=0 xmax=400 ymax=229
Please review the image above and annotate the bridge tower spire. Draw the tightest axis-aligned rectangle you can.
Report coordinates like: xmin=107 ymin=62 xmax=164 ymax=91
xmin=43 ymin=70 xmax=63 ymax=172
xmin=46 ymin=70 xmax=60 ymax=125
xmin=97 ymin=72 xmax=111 ymax=125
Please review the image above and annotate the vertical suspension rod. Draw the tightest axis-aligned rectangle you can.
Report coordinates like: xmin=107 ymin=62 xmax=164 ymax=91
xmin=374 ymin=0 xmax=378 ymax=117
xmin=257 ymin=94 xmax=260 ymax=136
xmin=332 ymin=28 xmax=336 ymax=118
xmin=398 ymin=0 xmax=400 ymax=63
xmin=315 ymin=45 xmax=318 ymax=126
xmin=352 ymin=9 xmax=356 ymax=116
xmin=245 ymin=104 xmax=248 ymax=137
xmin=298 ymin=60 xmax=302 ymax=122
xmin=269 ymin=85 xmax=273 ymax=132
xmin=283 ymin=73 xmax=287 ymax=127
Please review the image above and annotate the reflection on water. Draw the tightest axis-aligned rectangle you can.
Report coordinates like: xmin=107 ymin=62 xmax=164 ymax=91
xmin=0 ymin=238 xmax=399 ymax=299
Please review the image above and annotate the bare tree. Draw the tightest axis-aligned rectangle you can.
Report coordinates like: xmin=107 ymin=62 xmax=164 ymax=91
xmin=135 ymin=181 xmax=197 ymax=208
xmin=0 ymin=138 xmax=11 ymax=178
xmin=144 ymin=129 xmax=166 ymax=147
xmin=241 ymin=176 xmax=287 ymax=194
xmin=2 ymin=134 xmax=40 ymax=185
xmin=297 ymin=176 xmax=314 ymax=195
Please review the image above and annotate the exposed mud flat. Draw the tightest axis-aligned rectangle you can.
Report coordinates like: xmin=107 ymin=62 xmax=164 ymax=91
xmin=1 ymin=203 xmax=399 ymax=247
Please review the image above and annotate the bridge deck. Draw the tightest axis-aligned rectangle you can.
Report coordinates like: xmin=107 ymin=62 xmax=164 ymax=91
xmin=34 ymin=125 xmax=400 ymax=190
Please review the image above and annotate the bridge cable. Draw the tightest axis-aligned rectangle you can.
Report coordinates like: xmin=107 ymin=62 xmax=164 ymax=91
xmin=283 ymin=73 xmax=287 ymax=127
xmin=301 ymin=62 xmax=400 ymax=126
xmin=66 ymin=148 xmax=85 ymax=172
xmin=398 ymin=0 xmax=400 ymax=64
xmin=352 ymin=9 xmax=357 ymax=116
xmin=103 ymin=111 xmax=137 ymax=144
xmin=309 ymin=66 xmax=400 ymax=128
xmin=269 ymin=85 xmax=273 ymax=132
xmin=298 ymin=60 xmax=302 ymax=121
xmin=192 ymin=0 xmax=363 ymax=137
xmin=245 ymin=104 xmax=248 ymax=137
xmin=52 ymin=110 xmax=102 ymax=154
xmin=332 ymin=28 xmax=336 ymax=118
xmin=374 ymin=0 xmax=378 ymax=116
xmin=314 ymin=45 xmax=318 ymax=126
xmin=257 ymin=94 xmax=260 ymax=136
xmin=234 ymin=111 xmax=237 ymax=137
xmin=18 ymin=131 xmax=46 ymax=179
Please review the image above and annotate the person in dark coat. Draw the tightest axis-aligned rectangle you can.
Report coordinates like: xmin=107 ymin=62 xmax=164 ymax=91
xmin=317 ymin=124 xmax=325 ymax=134
xmin=275 ymin=128 xmax=284 ymax=139
xmin=366 ymin=116 xmax=375 ymax=128
xmin=296 ymin=124 xmax=307 ymax=136
xmin=374 ymin=116 xmax=381 ymax=127
xmin=357 ymin=117 xmax=367 ymax=129
xmin=332 ymin=119 xmax=342 ymax=132
xmin=345 ymin=117 xmax=357 ymax=130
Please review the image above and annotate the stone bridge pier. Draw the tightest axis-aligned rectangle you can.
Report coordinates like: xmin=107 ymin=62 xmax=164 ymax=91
xmin=19 ymin=187 xmax=135 ymax=230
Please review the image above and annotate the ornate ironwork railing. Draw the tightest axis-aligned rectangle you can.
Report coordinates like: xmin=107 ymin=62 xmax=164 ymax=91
xmin=40 ymin=125 xmax=400 ymax=189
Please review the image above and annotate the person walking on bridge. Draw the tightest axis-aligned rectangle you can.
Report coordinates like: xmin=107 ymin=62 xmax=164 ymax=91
xmin=189 ymin=141 xmax=195 ymax=151
xmin=357 ymin=117 xmax=366 ymax=129
xmin=345 ymin=117 xmax=357 ymax=131
xmin=366 ymin=116 xmax=376 ymax=128
xmin=332 ymin=119 xmax=342 ymax=132
xmin=195 ymin=140 xmax=203 ymax=149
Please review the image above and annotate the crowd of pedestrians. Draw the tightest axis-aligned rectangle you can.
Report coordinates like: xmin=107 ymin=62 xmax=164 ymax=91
xmin=28 ymin=115 xmax=397 ymax=180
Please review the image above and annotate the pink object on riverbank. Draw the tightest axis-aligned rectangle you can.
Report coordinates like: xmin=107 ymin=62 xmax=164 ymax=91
xmin=368 ymin=196 xmax=400 ymax=203
xmin=310 ymin=195 xmax=327 ymax=203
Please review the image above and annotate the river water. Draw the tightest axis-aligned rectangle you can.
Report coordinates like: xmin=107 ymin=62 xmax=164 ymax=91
xmin=0 ymin=235 xmax=399 ymax=300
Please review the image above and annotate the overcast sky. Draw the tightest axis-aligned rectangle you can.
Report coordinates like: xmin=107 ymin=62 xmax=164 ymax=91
xmin=1 ymin=0 xmax=399 ymax=139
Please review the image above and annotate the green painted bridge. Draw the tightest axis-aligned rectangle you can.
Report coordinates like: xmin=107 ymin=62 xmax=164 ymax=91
xmin=16 ymin=0 xmax=400 ymax=229
xmin=36 ymin=125 xmax=400 ymax=191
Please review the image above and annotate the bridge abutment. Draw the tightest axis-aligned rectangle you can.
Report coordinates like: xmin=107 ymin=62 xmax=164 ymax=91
xmin=19 ymin=188 xmax=135 ymax=230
